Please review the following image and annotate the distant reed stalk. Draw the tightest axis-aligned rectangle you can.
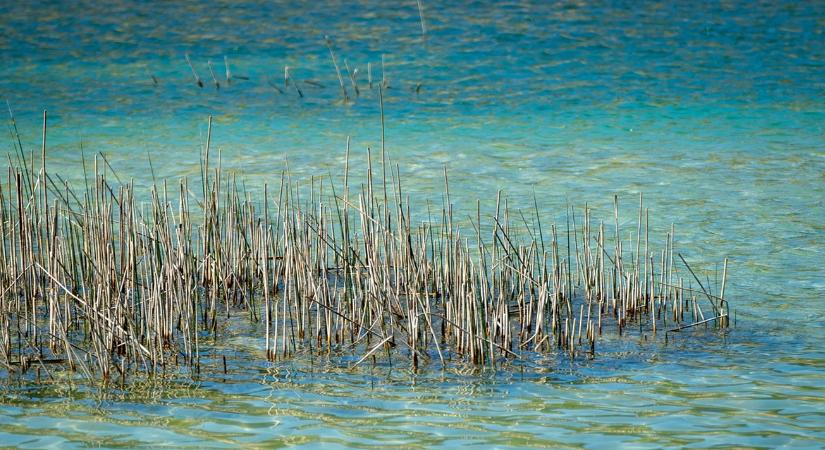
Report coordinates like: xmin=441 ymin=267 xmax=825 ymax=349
xmin=417 ymin=0 xmax=427 ymax=36
xmin=324 ymin=36 xmax=349 ymax=102
xmin=185 ymin=53 xmax=204 ymax=88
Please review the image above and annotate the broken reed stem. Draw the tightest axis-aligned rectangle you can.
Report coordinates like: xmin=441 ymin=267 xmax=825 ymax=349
xmin=185 ymin=53 xmax=204 ymax=88
xmin=207 ymin=60 xmax=220 ymax=90
xmin=324 ymin=35 xmax=349 ymax=102
xmin=417 ymin=0 xmax=427 ymax=36
xmin=367 ymin=62 xmax=373 ymax=89
xmin=282 ymin=66 xmax=303 ymax=97
xmin=344 ymin=59 xmax=360 ymax=97
xmin=0 ymin=120 xmax=730 ymax=382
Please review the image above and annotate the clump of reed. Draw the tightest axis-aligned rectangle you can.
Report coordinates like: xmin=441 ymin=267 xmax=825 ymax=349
xmin=0 ymin=116 xmax=730 ymax=383
xmin=180 ymin=42 xmax=387 ymax=102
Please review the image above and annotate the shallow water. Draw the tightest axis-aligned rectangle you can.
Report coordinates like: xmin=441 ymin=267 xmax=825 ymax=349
xmin=1 ymin=0 xmax=824 ymax=447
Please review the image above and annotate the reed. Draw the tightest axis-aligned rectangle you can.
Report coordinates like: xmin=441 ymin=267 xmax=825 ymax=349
xmin=173 ymin=49 xmax=416 ymax=103
xmin=417 ymin=0 xmax=427 ymax=36
xmin=283 ymin=66 xmax=303 ymax=98
xmin=344 ymin=59 xmax=360 ymax=97
xmin=0 ymin=117 xmax=731 ymax=382
xmin=324 ymin=35 xmax=349 ymax=102
xmin=367 ymin=62 xmax=373 ymax=90
xmin=184 ymin=53 xmax=204 ymax=88
xmin=207 ymin=60 xmax=220 ymax=90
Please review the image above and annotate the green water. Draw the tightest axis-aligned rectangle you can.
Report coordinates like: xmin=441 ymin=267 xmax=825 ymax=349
xmin=1 ymin=0 xmax=824 ymax=447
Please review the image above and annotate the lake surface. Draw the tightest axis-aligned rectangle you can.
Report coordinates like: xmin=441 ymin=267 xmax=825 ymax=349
xmin=1 ymin=0 xmax=824 ymax=447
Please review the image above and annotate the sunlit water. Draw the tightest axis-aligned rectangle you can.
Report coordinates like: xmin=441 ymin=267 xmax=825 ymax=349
xmin=1 ymin=0 xmax=823 ymax=447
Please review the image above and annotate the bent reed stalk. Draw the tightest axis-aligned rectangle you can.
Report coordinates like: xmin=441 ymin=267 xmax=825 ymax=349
xmin=0 ymin=117 xmax=730 ymax=382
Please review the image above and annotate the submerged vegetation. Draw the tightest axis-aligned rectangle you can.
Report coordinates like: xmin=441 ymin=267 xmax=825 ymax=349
xmin=0 ymin=114 xmax=730 ymax=384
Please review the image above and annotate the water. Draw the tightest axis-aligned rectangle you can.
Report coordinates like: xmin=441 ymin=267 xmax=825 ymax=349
xmin=1 ymin=0 xmax=824 ymax=447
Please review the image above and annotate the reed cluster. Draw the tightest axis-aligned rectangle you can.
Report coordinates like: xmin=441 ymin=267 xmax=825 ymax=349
xmin=0 ymin=117 xmax=729 ymax=382
xmin=182 ymin=41 xmax=396 ymax=99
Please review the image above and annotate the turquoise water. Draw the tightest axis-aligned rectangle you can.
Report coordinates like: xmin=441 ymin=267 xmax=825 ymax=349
xmin=1 ymin=0 xmax=824 ymax=447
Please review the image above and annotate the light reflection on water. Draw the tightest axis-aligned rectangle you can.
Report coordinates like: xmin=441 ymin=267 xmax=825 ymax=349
xmin=2 ymin=337 xmax=822 ymax=448
xmin=1 ymin=0 xmax=824 ymax=447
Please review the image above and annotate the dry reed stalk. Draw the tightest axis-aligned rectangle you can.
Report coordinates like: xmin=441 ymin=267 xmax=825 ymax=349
xmin=344 ymin=59 xmax=360 ymax=97
xmin=185 ymin=53 xmax=204 ymax=88
xmin=283 ymin=66 xmax=303 ymax=98
xmin=324 ymin=36 xmax=349 ymax=102
xmin=207 ymin=60 xmax=220 ymax=89
xmin=417 ymin=0 xmax=427 ymax=36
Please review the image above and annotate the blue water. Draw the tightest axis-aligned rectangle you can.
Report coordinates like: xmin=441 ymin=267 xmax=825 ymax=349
xmin=1 ymin=0 xmax=824 ymax=447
